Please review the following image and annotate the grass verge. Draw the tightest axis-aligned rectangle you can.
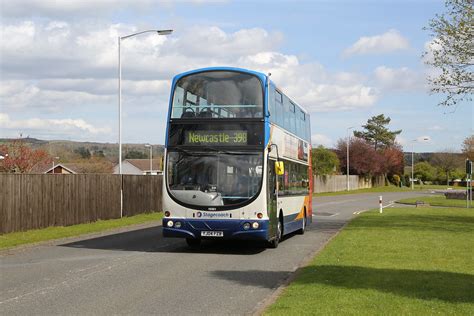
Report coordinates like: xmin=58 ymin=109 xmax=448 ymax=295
xmin=398 ymin=195 xmax=470 ymax=208
xmin=265 ymin=207 xmax=474 ymax=315
xmin=0 ymin=212 xmax=163 ymax=250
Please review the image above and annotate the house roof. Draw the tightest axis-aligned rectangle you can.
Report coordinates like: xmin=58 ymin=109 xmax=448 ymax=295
xmin=45 ymin=163 xmax=78 ymax=174
xmin=123 ymin=159 xmax=162 ymax=171
xmin=29 ymin=160 xmax=54 ymax=173
xmin=30 ymin=161 xmax=113 ymax=174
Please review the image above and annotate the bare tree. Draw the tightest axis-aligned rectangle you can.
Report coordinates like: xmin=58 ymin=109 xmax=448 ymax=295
xmin=462 ymin=134 xmax=474 ymax=160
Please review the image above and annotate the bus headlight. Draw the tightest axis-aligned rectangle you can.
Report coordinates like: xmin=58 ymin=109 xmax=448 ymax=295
xmin=175 ymin=221 xmax=182 ymax=229
xmin=252 ymin=222 xmax=259 ymax=229
xmin=243 ymin=222 xmax=251 ymax=230
xmin=167 ymin=220 xmax=174 ymax=228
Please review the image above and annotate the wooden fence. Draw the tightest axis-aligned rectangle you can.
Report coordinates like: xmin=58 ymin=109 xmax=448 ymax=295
xmin=122 ymin=175 xmax=162 ymax=217
xmin=0 ymin=174 xmax=163 ymax=234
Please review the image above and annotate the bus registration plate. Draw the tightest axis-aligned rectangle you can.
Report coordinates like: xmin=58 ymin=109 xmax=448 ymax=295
xmin=201 ymin=231 xmax=224 ymax=237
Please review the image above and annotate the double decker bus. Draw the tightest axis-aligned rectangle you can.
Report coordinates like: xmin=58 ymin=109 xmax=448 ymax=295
xmin=162 ymin=67 xmax=312 ymax=248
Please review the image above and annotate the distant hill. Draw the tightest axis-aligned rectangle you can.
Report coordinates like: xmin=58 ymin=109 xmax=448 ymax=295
xmin=0 ymin=137 xmax=164 ymax=163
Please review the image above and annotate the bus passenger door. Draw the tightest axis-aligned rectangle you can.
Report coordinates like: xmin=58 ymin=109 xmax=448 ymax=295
xmin=267 ymin=159 xmax=278 ymax=238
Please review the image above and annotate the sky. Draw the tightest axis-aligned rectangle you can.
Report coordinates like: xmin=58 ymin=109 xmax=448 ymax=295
xmin=0 ymin=0 xmax=472 ymax=152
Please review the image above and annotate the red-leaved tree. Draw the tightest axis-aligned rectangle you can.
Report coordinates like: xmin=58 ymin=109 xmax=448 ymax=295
xmin=0 ymin=139 xmax=50 ymax=173
xmin=336 ymin=138 xmax=382 ymax=177
xmin=336 ymin=137 xmax=404 ymax=182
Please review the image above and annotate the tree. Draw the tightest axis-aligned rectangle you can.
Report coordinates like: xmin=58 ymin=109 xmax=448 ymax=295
xmin=0 ymin=139 xmax=50 ymax=173
xmin=73 ymin=157 xmax=114 ymax=173
xmin=94 ymin=150 xmax=105 ymax=158
xmin=414 ymin=161 xmax=437 ymax=182
xmin=336 ymin=138 xmax=382 ymax=177
xmin=462 ymin=135 xmax=474 ymax=160
xmin=353 ymin=114 xmax=402 ymax=150
xmin=74 ymin=147 xmax=91 ymax=159
xmin=423 ymin=0 xmax=473 ymax=107
xmin=311 ymin=146 xmax=340 ymax=175
xmin=380 ymin=144 xmax=405 ymax=178
xmin=431 ymin=150 xmax=463 ymax=185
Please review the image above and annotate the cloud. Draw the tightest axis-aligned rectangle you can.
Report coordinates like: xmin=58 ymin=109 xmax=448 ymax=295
xmin=312 ymin=134 xmax=333 ymax=147
xmin=1 ymin=21 xmax=378 ymax=114
xmin=343 ymin=29 xmax=409 ymax=57
xmin=396 ymin=135 xmax=407 ymax=146
xmin=1 ymin=0 xmax=227 ymax=18
xmin=0 ymin=113 xmax=111 ymax=135
xmin=239 ymin=54 xmax=378 ymax=111
xmin=1 ymin=19 xmax=382 ymax=141
xmin=373 ymin=66 xmax=425 ymax=92
xmin=0 ymin=80 xmax=115 ymax=112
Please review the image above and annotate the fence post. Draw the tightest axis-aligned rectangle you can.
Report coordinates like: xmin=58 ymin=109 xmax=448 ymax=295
xmin=379 ymin=195 xmax=383 ymax=213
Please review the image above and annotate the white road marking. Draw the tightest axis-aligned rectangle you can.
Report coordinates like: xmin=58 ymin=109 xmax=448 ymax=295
xmin=352 ymin=202 xmax=395 ymax=215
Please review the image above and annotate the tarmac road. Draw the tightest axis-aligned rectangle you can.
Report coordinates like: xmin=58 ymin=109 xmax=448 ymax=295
xmin=0 ymin=191 xmax=427 ymax=315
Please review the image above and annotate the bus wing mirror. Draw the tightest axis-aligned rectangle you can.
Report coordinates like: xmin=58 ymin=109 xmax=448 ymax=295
xmin=275 ymin=161 xmax=284 ymax=176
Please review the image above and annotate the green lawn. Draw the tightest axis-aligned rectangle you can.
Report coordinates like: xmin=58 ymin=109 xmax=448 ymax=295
xmin=265 ymin=207 xmax=474 ymax=315
xmin=398 ymin=195 xmax=470 ymax=208
xmin=0 ymin=212 xmax=163 ymax=250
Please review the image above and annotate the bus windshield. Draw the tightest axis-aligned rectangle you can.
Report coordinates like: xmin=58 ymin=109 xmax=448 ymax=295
xmin=166 ymin=151 xmax=263 ymax=207
xmin=171 ymin=71 xmax=264 ymax=119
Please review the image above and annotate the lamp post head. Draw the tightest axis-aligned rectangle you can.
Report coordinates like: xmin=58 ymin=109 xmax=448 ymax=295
xmin=157 ymin=29 xmax=173 ymax=35
xmin=145 ymin=144 xmax=151 ymax=148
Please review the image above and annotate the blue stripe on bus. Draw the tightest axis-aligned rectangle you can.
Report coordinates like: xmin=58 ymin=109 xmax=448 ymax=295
xmin=162 ymin=218 xmax=270 ymax=240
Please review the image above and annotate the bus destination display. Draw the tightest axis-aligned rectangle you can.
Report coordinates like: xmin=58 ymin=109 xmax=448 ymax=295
xmin=185 ymin=130 xmax=248 ymax=146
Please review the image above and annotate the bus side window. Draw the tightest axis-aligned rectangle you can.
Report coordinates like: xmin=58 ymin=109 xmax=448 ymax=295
xmin=289 ymin=102 xmax=296 ymax=135
xmin=282 ymin=95 xmax=290 ymax=131
xmin=275 ymin=89 xmax=283 ymax=127
xmin=298 ymin=110 xmax=305 ymax=139
xmin=269 ymin=87 xmax=276 ymax=119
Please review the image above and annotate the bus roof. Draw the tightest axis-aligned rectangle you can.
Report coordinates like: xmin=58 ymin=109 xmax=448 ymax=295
xmin=172 ymin=66 xmax=267 ymax=84
xmin=171 ymin=66 xmax=309 ymax=115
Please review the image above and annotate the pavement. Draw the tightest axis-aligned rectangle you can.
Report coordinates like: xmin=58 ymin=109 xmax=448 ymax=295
xmin=0 ymin=191 xmax=427 ymax=315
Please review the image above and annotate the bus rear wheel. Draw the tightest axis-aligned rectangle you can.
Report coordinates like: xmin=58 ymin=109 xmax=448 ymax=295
xmin=186 ymin=238 xmax=201 ymax=248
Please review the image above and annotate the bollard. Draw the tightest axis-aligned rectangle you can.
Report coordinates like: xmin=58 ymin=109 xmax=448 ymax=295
xmin=379 ymin=195 xmax=383 ymax=213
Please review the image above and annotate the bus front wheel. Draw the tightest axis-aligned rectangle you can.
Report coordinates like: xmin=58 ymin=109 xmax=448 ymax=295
xmin=298 ymin=212 xmax=307 ymax=235
xmin=269 ymin=217 xmax=283 ymax=248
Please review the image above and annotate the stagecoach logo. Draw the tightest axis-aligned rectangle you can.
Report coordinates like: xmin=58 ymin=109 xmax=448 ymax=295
xmin=196 ymin=211 xmax=231 ymax=219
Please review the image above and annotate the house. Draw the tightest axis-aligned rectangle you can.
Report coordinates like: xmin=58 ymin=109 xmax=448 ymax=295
xmin=113 ymin=159 xmax=162 ymax=175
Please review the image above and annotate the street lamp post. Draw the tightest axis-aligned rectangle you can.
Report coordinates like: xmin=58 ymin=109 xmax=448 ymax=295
xmin=346 ymin=126 xmax=354 ymax=191
xmin=118 ymin=29 xmax=173 ymax=175
xmin=145 ymin=144 xmax=152 ymax=175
